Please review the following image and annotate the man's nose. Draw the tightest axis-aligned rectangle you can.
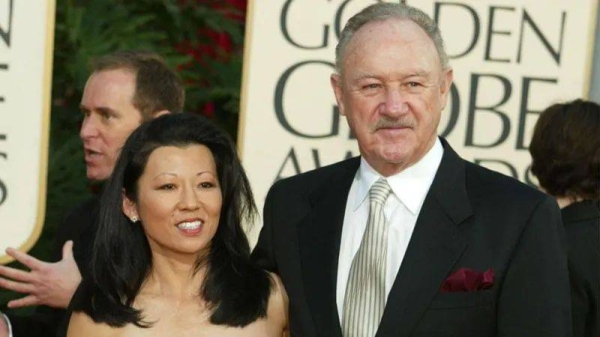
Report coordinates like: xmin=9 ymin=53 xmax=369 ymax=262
xmin=80 ymin=114 xmax=99 ymax=139
xmin=381 ymin=88 xmax=408 ymax=117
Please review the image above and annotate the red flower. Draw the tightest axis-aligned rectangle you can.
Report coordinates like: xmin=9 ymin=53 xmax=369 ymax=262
xmin=202 ymin=101 xmax=216 ymax=118
xmin=175 ymin=1 xmax=245 ymax=63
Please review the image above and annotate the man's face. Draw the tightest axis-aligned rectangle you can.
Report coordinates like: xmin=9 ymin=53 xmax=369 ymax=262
xmin=80 ymin=69 xmax=142 ymax=181
xmin=331 ymin=18 xmax=452 ymax=176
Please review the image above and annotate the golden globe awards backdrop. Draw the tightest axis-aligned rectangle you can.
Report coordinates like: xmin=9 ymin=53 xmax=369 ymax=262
xmin=239 ymin=0 xmax=597 ymax=243
xmin=0 ymin=0 xmax=55 ymax=263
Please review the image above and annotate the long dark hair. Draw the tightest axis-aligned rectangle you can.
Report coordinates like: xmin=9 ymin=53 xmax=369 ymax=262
xmin=73 ymin=113 xmax=271 ymax=327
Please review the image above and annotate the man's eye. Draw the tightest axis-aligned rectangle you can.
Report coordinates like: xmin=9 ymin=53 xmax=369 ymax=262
xmin=101 ymin=112 xmax=113 ymax=120
xmin=407 ymin=82 xmax=421 ymax=87
xmin=363 ymin=84 xmax=381 ymax=90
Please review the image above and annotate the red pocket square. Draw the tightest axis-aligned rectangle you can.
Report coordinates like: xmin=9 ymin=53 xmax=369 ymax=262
xmin=440 ymin=267 xmax=494 ymax=293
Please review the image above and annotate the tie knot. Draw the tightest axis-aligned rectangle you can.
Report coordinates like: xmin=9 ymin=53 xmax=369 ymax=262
xmin=369 ymin=178 xmax=392 ymax=205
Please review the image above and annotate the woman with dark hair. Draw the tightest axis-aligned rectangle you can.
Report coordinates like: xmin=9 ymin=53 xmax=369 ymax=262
xmin=529 ymin=99 xmax=599 ymax=337
xmin=66 ymin=113 xmax=288 ymax=336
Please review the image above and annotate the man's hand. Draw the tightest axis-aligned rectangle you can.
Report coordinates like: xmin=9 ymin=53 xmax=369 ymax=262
xmin=0 ymin=241 xmax=81 ymax=309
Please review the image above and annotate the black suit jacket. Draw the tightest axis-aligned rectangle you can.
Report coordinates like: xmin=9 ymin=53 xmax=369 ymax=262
xmin=6 ymin=198 xmax=98 ymax=337
xmin=562 ymin=200 xmax=599 ymax=337
xmin=253 ymin=139 xmax=571 ymax=337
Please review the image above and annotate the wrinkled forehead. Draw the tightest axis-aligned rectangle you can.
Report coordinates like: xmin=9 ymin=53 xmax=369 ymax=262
xmin=340 ymin=18 xmax=443 ymax=74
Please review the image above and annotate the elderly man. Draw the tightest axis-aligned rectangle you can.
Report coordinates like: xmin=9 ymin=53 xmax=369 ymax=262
xmin=0 ymin=50 xmax=185 ymax=337
xmin=253 ymin=3 xmax=571 ymax=337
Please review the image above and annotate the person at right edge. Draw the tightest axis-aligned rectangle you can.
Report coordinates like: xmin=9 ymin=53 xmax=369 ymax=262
xmin=529 ymin=99 xmax=599 ymax=337
xmin=252 ymin=2 xmax=572 ymax=337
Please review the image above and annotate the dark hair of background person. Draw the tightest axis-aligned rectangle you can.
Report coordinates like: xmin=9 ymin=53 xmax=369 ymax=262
xmin=72 ymin=113 xmax=271 ymax=327
xmin=92 ymin=50 xmax=186 ymax=120
xmin=529 ymin=99 xmax=600 ymax=201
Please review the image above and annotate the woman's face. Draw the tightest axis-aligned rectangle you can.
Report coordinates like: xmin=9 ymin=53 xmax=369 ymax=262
xmin=123 ymin=144 xmax=222 ymax=258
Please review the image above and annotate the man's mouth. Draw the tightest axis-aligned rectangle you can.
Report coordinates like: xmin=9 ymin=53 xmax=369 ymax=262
xmin=84 ymin=149 xmax=102 ymax=160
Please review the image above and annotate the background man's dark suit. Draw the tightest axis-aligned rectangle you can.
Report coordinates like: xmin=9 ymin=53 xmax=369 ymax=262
xmin=253 ymin=139 xmax=571 ymax=337
xmin=6 ymin=198 xmax=98 ymax=337
xmin=562 ymin=200 xmax=599 ymax=337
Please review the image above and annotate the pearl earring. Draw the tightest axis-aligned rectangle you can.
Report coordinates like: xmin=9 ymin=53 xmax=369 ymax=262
xmin=130 ymin=216 xmax=138 ymax=223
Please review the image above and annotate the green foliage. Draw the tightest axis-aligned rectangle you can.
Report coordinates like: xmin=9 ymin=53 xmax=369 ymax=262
xmin=0 ymin=0 xmax=245 ymax=308
xmin=53 ymin=0 xmax=245 ymax=123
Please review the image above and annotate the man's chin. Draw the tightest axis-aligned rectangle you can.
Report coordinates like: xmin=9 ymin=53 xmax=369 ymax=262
xmin=86 ymin=169 xmax=110 ymax=182
xmin=378 ymin=145 xmax=413 ymax=162
xmin=363 ymin=145 xmax=425 ymax=174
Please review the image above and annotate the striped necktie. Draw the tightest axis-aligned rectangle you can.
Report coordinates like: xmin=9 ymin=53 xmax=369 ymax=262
xmin=342 ymin=178 xmax=392 ymax=337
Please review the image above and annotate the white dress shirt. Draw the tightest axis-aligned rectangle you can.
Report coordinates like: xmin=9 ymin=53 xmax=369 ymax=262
xmin=336 ymin=139 xmax=443 ymax=320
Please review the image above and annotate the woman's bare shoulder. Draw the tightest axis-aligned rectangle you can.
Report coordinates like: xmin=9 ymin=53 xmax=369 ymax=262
xmin=267 ymin=273 xmax=289 ymax=333
xmin=67 ymin=312 xmax=121 ymax=337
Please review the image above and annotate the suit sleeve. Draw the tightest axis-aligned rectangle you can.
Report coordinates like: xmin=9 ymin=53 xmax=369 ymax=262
xmin=251 ymin=183 xmax=279 ymax=273
xmin=497 ymin=196 xmax=572 ymax=337
xmin=6 ymin=309 xmax=63 ymax=337
xmin=568 ymin=261 xmax=590 ymax=337
xmin=566 ymin=225 xmax=598 ymax=337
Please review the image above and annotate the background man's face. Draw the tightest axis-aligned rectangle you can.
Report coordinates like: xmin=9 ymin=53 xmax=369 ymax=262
xmin=79 ymin=69 xmax=142 ymax=181
xmin=331 ymin=18 xmax=452 ymax=176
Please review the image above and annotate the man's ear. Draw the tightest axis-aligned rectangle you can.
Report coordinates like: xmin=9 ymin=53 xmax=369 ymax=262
xmin=439 ymin=68 xmax=453 ymax=111
xmin=122 ymin=190 xmax=138 ymax=221
xmin=330 ymin=74 xmax=346 ymax=116
xmin=152 ymin=110 xmax=170 ymax=119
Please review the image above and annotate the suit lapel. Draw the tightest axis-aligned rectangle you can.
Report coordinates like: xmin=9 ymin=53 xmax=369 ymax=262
xmin=297 ymin=158 xmax=359 ymax=337
xmin=377 ymin=140 xmax=473 ymax=337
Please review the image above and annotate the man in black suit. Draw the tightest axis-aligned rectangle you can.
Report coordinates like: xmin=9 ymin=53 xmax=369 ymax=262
xmin=0 ymin=50 xmax=184 ymax=337
xmin=252 ymin=3 xmax=571 ymax=337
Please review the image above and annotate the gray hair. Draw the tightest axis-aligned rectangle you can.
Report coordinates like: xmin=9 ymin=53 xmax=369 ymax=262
xmin=335 ymin=3 xmax=449 ymax=73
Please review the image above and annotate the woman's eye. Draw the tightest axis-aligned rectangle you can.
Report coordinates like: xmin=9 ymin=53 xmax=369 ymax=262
xmin=199 ymin=182 xmax=214 ymax=188
xmin=159 ymin=183 xmax=176 ymax=190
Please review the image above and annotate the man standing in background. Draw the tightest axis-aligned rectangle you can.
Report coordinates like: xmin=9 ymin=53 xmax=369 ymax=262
xmin=0 ymin=50 xmax=185 ymax=337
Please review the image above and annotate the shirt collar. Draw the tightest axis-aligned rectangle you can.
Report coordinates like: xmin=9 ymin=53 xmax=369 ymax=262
xmin=354 ymin=138 xmax=444 ymax=214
